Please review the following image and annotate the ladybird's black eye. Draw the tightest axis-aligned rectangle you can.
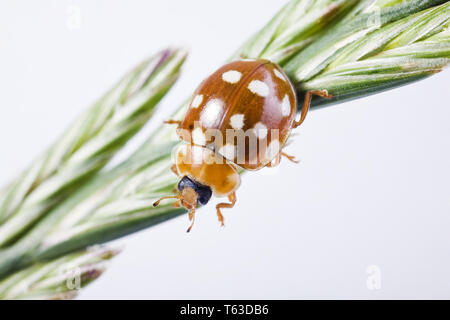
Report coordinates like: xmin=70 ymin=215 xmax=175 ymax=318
xmin=196 ymin=186 xmax=212 ymax=206
xmin=178 ymin=176 xmax=212 ymax=206
xmin=178 ymin=176 xmax=196 ymax=192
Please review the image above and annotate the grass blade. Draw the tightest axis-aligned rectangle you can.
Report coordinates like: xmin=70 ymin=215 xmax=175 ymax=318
xmin=0 ymin=48 xmax=187 ymax=247
xmin=0 ymin=0 xmax=448 ymax=298
xmin=0 ymin=246 xmax=119 ymax=300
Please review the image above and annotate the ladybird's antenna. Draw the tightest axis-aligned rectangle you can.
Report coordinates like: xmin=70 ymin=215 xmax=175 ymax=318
xmin=153 ymin=194 xmax=180 ymax=207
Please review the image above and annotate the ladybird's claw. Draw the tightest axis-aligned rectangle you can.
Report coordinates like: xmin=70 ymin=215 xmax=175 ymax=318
xmin=216 ymin=210 xmax=225 ymax=227
xmin=317 ymin=89 xmax=332 ymax=99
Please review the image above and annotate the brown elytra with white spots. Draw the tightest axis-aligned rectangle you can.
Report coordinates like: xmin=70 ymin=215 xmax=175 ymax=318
xmin=177 ymin=59 xmax=297 ymax=170
xmin=155 ymin=58 xmax=331 ymax=232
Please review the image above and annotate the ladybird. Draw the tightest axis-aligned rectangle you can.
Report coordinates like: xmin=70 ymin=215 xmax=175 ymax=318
xmin=154 ymin=59 xmax=331 ymax=232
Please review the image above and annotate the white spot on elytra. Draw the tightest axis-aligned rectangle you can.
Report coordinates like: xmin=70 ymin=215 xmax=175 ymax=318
xmin=192 ymin=127 xmax=206 ymax=146
xmin=191 ymin=145 xmax=205 ymax=164
xmin=273 ymin=69 xmax=286 ymax=81
xmin=281 ymin=95 xmax=291 ymax=117
xmin=200 ymin=99 xmax=223 ymax=127
xmin=222 ymin=70 xmax=242 ymax=84
xmin=230 ymin=114 xmax=244 ymax=130
xmin=191 ymin=94 xmax=203 ymax=108
xmin=218 ymin=144 xmax=236 ymax=161
xmin=265 ymin=139 xmax=280 ymax=161
xmin=253 ymin=122 xmax=268 ymax=139
xmin=248 ymin=80 xmax=269 ymax=97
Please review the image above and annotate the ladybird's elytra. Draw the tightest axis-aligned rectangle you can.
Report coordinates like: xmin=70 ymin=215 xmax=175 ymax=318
xmin=154 ymin=59 xmax=332 ymax=232
xmin=178 ymin=59 xmax=297 ymax=170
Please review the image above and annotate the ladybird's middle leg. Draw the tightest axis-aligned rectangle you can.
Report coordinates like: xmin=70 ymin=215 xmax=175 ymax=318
xmin=186 ymin=208 xmax=196 ymax=233
xmin=216 ymin=192 xmax=237 ymax=227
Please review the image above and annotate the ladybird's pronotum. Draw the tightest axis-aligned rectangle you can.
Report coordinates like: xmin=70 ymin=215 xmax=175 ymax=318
xmin=154 ymin=59 xmax=331 ymax=232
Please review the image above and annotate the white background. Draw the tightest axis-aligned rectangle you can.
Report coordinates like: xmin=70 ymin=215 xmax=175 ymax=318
xmin=0 ymin=0 xmax=449 ymax=299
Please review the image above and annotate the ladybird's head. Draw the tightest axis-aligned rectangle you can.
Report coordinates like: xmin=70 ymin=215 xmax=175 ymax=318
xmin=152 ymin=176 xmax=213 ymax=232
xmin=177 ymin=176 xmax=212 ymax=208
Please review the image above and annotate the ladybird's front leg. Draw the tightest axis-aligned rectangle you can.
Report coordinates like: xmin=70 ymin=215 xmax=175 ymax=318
xmin=186 ymin=208 xmax=196 ymax=233
xmin=216 ymin=192 xmax=237 ymax=227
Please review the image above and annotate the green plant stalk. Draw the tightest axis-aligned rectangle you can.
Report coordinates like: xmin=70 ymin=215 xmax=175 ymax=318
xmin=0 ymin=48 xmax=187 ymax=278
xmin=0 ymin=0 xmax=449 ymax=294
xmin=0 ymin=51 xmax=167 ymax=223
xmin=0 ymin=246 xmax=119 ymax=299
xmin=289 ymin=0 xmax=450 ymax=106
xmin=0 ymin=0 xmax=354 ymax=278
xmin=0 ymin=141 xmax=182 ymax=278
xmin=25 ymin=0 xmax=450 ymax=264
xmin=232 ymin=0 xmax=359 ymax=64
xmin=0 ymin=48 xmax=187 ymax=247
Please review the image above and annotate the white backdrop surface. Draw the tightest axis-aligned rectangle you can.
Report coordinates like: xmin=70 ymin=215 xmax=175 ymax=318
xmin=0 ymin=1 xmax=449 ymax=299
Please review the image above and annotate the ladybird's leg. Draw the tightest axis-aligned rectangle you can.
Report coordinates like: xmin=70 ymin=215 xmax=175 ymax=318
xmin=186 ymin=208 xmax=196 ymax=233
xmin=265 ymin=151 xmax=298 ymax=168
xmin=292 ymin=90 xmax=332 ymax=129
xmin=215 ymin=192 xmax=237 ymax=227
xmin=164 ymin=119 xmax=182 ymax=125
xmin=265 ymin=152 xmax=281 ymax=168
xmin=281 ymin=151 xmax=299 ymax=164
